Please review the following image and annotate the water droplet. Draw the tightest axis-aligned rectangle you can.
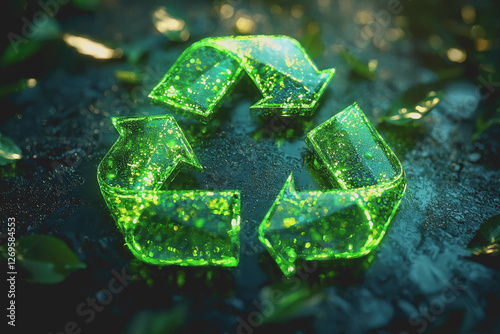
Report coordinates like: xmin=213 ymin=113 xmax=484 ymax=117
xmin=365 ymin=152 xmax=374 ymax=159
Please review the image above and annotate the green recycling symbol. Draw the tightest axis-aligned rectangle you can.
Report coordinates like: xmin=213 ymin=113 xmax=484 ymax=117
xmin=97 ymin=36 xmax=406 ymax=276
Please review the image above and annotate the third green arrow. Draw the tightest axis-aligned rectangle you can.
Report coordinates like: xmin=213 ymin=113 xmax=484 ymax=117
xmin=98 ymin=115 xmax=240 ymax=267
xmin=258 ymin=103 xmax=406 ymax=276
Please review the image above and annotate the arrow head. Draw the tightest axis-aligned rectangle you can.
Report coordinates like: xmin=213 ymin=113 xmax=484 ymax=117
xmin=98 ymin=114 xmax=202 ymax=192
xmin=259 ymin=104 xmax=407 ymax=277
xmin=250 ymin=68 xmax=335 ymax=116
xmin=97 ymin=115 xmax=241 ymax=268
xmin=259 ymin=174 xmax=382 ymax=276
xmin=149 ymin=35 xmax=335 ymax=121
xmin=214 ymin=36 xmax=335 ymax=116
xmin=258 ymin=173 xmax=299 ymax=275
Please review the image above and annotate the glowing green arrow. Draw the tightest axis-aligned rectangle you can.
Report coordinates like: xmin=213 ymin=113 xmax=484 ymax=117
xmin=97 ymin=115 xmax=240 ymax=266
xmin=149 ymin=35 xmax=335 ymax=122
xmin=258 ymin=103 xmax=406 ymax=276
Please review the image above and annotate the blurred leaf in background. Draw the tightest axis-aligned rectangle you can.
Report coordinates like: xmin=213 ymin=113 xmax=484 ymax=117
xmin=0 ymin=235 xmax=86 ymax=284
xmin=467 ymin=214 xmax=500 ymax=270
xmin=0 ymin=131 xmax=22 ymax=165
xmin=260 ymin=285 xmax=323 ymax=324
xmin=63 ymin=33 xmax=123 ymax=60
xmin=72 ymin=0 xmax=99 ymax=11
xmin=120 ymin=35 xmax=164 ymax=65
xmin=126 ymin=303 xmax=189 ymax=334
xmin=382 ymin=82 xmax=446 ymax=125
xmin=338 ymin=45 xmax=377 ymax=80
xmin=403 ymin=0 xmax=500 ymax=134
xmin=300 ymin=21 xmax=323 ymax=59
xmin=115 ymin=70 xmax=143 ymax=85
xmin=474 ymin=102 xmax=500 ymax=140
xmin=2 ymin=17 xmax=62 ymax=66
xmin=152 ymin=5 xmax=190 ymax=42
xmin=468 ymin=214 xmax=500 ymax=255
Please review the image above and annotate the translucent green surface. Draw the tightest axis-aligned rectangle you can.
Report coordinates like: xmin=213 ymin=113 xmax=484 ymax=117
xmin=149 ymin=35 xmax=335 ymax=122
xmin=97 ymin=115 xmax=240 ymax=266
xmin=258 ymin=103 xmax=406 ymax=276
xmin=100 ymin=37 xmax=404 ymax=272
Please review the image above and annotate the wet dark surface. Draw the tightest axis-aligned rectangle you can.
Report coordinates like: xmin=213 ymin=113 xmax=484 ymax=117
xmin=1 ymin=0 xmax=500 ymax=333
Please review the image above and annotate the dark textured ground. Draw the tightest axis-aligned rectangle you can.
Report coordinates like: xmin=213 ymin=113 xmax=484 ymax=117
xmin=1 ymin=0 xmax=500 ymax=333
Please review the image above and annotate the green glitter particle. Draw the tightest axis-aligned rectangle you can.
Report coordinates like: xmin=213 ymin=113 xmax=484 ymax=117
xmin=149 ymin=35 xmax=335 ymax=122
xmin=97 ymin=114 xmax=240 ymax=267
xmin=258 ymin=103 xmax=406 ymax=276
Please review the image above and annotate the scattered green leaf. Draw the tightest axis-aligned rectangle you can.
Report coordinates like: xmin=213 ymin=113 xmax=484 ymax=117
xmin=468 ymin=214 xmax=500 ymax=256
xmin=1 ymin=40 xmax=43 ymax=66
xmin=0 ymin=79 xmax=29 ymax=98
xmin=31 ymin=17 xmax=62 ymax=41
xmin=300 ymin=21 xmax=323 ymax=59
xmin=0 ymin=132 xmax=22 ymax=165
xmin=115 ymin=70 xmax=142 ymax=85
xmin=63 ymin=33 xmax=123 ymax=60
xmin=339 ymin=46 xmax=377 ymax=80
xmin=72 ymin=0 xmax=99 ymax=11
xmin=120 ymin=35 xmax=162 ymax=65
xmin=1 ymin=17 xmax=61 ymax=66
xmin=382 ymin=82 xmax=446 ymax=125
xmin=152 ymin=6 xmax=190 ymax=42
xmin=435 ymin=66 xmax=464 ymax=80
xmin=261 ymin=286 xmax=323 ymax=324
xmin=0 ymin=235 xmax=86 ymax=284
xmin=467 ymin=215 xmax=500 ymax=270
xmin=126 ymin=303 xmax=188 ymax=334
xmin=474 ymin=103 xmax=500 ymax=141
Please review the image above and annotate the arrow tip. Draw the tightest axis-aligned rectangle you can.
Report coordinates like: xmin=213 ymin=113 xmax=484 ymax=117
xmin=258 ymin=173 xmax=300 ymax=276
xmin=102 ymin=115 xmax=203 ymax=191
xmin=250 ymin=68 xmax=335 ymax=117
xmin=282 ymin=172 xmax=297 ymax=196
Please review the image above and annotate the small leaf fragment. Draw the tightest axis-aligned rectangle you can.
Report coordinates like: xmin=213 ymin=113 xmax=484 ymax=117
xmin=31 ymin=17 xmax=62 ymax=41
xmin=0 ymin=132 xmax=22 ymax=165
xmin=474 ymin=104 xmax=500 ymax=140
xmin=0 ymin=235 xmax=86 ymax=284
xmin=339 ymin=46 xmax=377 ymax=80
xmin=1 ymin=18 xmax=61 ymax=66
xmin=120 ymin=35 xmax=163 ymax=65
xmin=468 ymin=214 xmax=500 ymax=256
xmin=382 ymin=82 xmax=445 ymax=125
xmin=72 ymin=0 xmax=99 ymax=11
xmin=1 ymin=40 xmax=43 ymax=66
xmin=126 ymin=303 xmax=188 ymax=334
xmin=261 ymin=286 xmax=323 ymax=324
xmin=115 ymin=70 xmax=142 ymax=85
xmin=300 ymin=21 xmax=324 ymax=59
xmin=152 ymin=6 xmax=190 ymax=42
xmin=63 ymin=33 xmax=123 ymax=60
xmin=0 ymin=79 xmax=29 ymax=98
